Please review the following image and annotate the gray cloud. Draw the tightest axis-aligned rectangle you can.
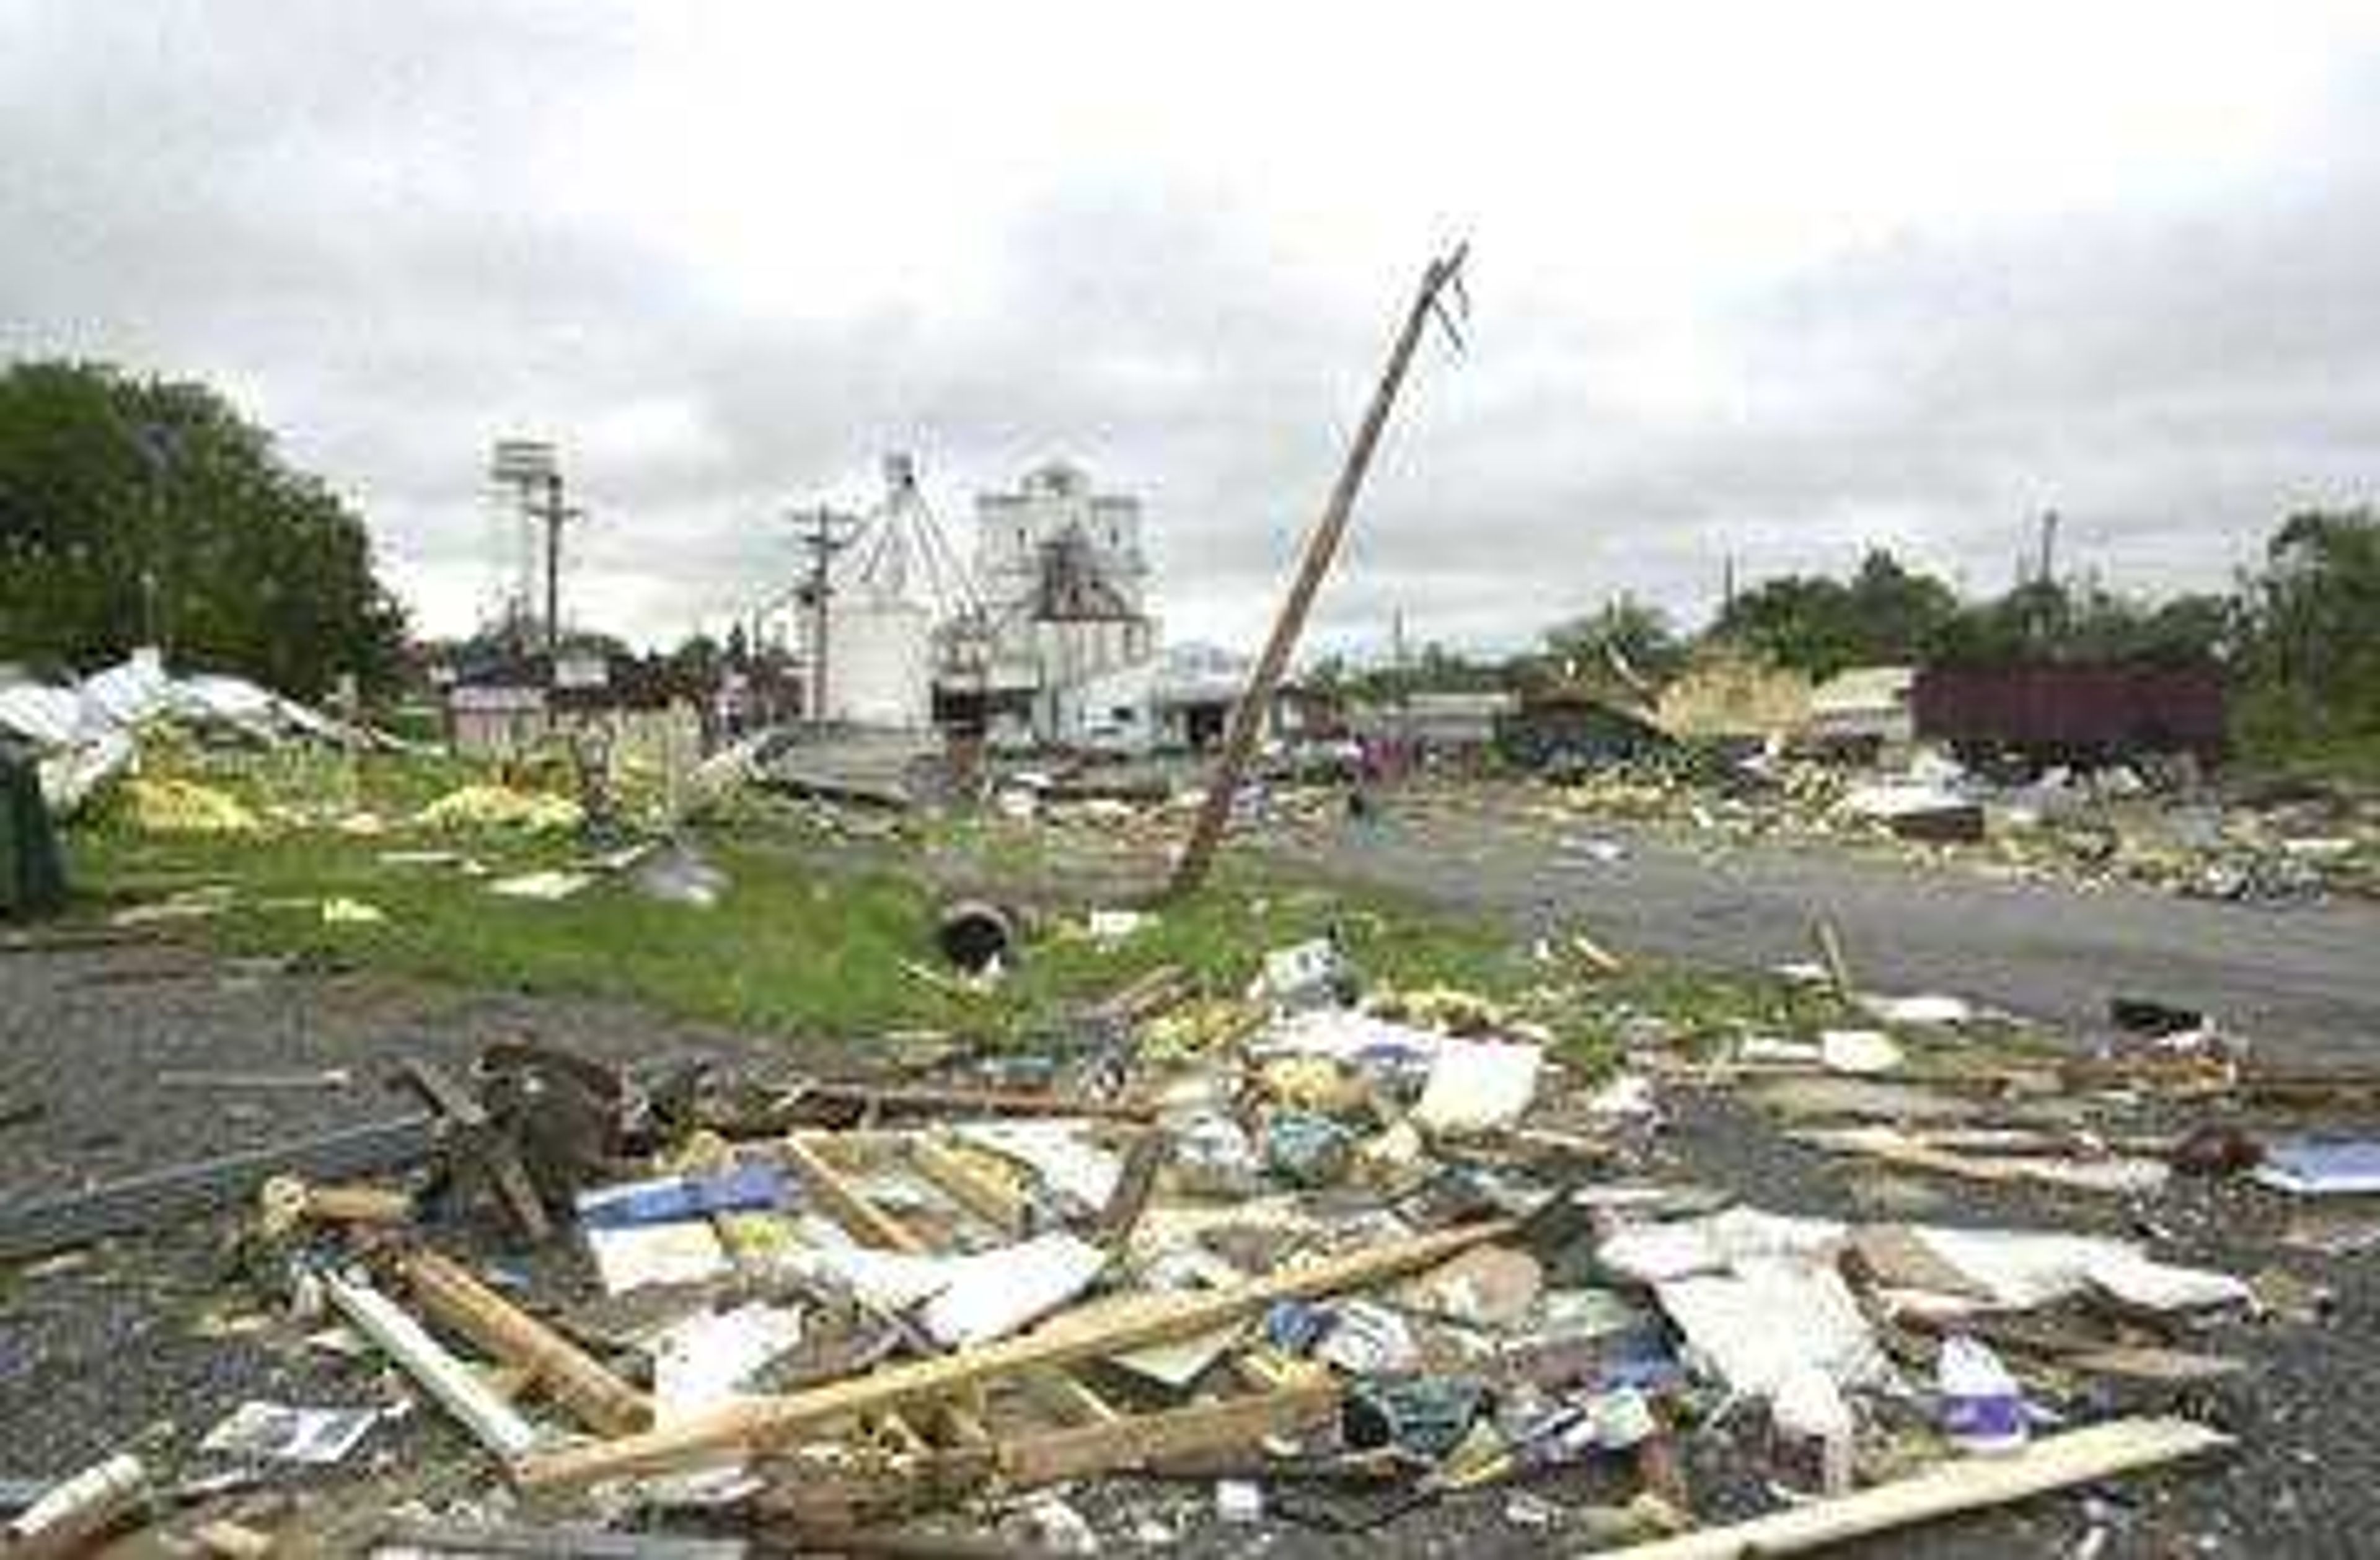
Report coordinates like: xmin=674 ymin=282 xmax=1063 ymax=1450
xmin=4 ymin=4 xmax=2378 ymax=661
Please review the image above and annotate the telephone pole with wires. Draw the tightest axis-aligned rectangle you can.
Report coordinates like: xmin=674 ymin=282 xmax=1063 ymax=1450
xmin=788 ymin=506 xmax=863 ymax=722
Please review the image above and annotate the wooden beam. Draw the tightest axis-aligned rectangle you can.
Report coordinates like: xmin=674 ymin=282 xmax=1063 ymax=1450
xmin=324 ymin=1269 xmax=539 ymax=1460
xmin=1090 ymin=1132 xmax=1168 ymax=1251
xmin=997 ymin=1378 xmax=1341 ymax=1488
xmin=1023 ymin=1368 xmax=1123 ymax=1427
xmin=909 ymin=1137 xmax=1029 ymax=1236
xmin=397 ymin=1246 xmax=651 ymax=1436
xmin=790 ymin=1082 xmax=1156 ymax=1124
xmin=1601 ymin=1417 xmax=2229 ymax=1559
xmin=776 ymin=1134 xmax=928 ymax=1254
xmin=514 ymin=1217 xmax=1514 ymax=1489
xmin=1812 ymin=915 xmax=1856 ymax=1003
xmin=772 ymin=1134 xmax=990 ymax=1451
xmin=298 ymin=1181 xmax=416 ymax=1224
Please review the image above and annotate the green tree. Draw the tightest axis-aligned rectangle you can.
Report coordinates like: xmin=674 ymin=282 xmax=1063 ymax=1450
xmin=0 ymin=359 xmax=407 ymax=697
xmin=1711 ymin=550 xmax=1958 ymax=677
xmin=2235 ymin=509 xmax=2380 ymax=757
xmin=1543 ymin=593 xmax=1685 ymax=691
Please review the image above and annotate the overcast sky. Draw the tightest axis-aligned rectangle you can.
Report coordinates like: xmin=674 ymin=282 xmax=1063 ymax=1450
xmin=6 ymin=2 xmax=2378 ymax=658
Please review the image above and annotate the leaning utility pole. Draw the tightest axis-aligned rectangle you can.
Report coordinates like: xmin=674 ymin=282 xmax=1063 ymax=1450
xmin=788 ymin=506 xmax=862 ymax=723
xmin=1165 ymin=244 xmax=1469 ymax=901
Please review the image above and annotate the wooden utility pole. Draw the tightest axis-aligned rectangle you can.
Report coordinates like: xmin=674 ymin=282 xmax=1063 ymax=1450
xmin=536 ymin=472 xmax=581 ymax=656
xmin=790 ymin=506 xmax=862 ymax=722
xmin=1164 ymin=244 xmax=1468 ymax=901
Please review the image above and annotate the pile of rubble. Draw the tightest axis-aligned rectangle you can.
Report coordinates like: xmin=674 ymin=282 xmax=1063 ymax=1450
xmin=10 ymin=915 xmax=2340 ymax=1558
xmin=1540 ymin=751 xmax=2380 ymax=904
xmin=0 ymin=652 xmax=385 ymax=820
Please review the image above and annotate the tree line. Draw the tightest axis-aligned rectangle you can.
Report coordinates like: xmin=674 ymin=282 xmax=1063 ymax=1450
xmin=0 ymin=359 xmax=406 ymax=699
xmin=1320 ymin=515 xmax=2380 ymax=769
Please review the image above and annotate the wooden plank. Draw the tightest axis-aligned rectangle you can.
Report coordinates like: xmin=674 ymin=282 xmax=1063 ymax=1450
xmin=399 ymin=1246 xmax=651 ymax=1436
xmin=514 ymin=1217 xmax=1514 ymax=1489
xmin=297 ymin=1181 xmax=416 ymax=1225
xmin=773 ymin=1134 xmax=989 ymax=1451
xmin=1567 ymin=930 xmax=1624 ymax=975
xmin=1023 ymin=1368 xmax=1122 ymax=1427
xmin=1603 ymin=1417 xmax=2229 ymax=1559
xmin=777 ymin=1134 xmax=928 ymax=1255
xmin=2065 ymin=1346 xmax=2244 ymax=1384
xmin=997 ymin=1378 xmax=1340 ymax=1488
xmin=0 ymin=1115 xmax=435 ymax=1261
xmin=1790 ymin=1127 xmax=2166 ymax=1194
xmin=324 ymin=1269 xmax=539 ymax=1460
xmin=909 ymin=1138 xmax=1029 ymax=1236
xmin=1812 ymin=915 xmax=1857 ymax=1002
xmin=791 ymin=1082 xmax=1156 ymax=1124
xmin=1090 ymin=1132 xmax=1168 ymax=1250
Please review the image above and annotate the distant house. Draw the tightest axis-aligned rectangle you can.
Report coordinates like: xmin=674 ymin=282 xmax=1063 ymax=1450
xmin=1053 ymin=641 xmax=1252 ymax=754
xmin=1349 ymin=690 xmax=1517 ymax=764
xmin=1807 ymin=665 xmax=1916 ymax=752
xmin=439 ymin=646 xmax=700 ymax=765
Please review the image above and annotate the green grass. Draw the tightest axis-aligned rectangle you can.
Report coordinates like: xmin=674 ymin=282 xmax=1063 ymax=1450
xmin=58 ymin=754 xmax=1589 ymax=1053
xmin=60 ymin=752 xmax=1856 ymax=1083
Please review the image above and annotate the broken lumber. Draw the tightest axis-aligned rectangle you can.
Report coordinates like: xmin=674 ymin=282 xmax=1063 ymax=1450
xmin=373 ymin=1518 xmax=748 ymax=1557
xmin=1603 ymin=1416 xmax=2229 ymax=1558
xmin=400 ymin=1055 xmax=552 ymax=1241
xmin=1090 ymin=1130 xmax=1167 ymax=1249
xmin=997 ymin=1377 xmax=1340 ymax=1487
xmin=0 ymin=1116 xmax=435 ymax=1262
xmin=790 ymin=1081 xmax=1155 ymax=1124
xmin=910 ymin=1137 xmax=1029 ymax=1236
xmin=778 ymin=1134 xmax=995 ymax=1449
xmin=514 ymin=1217 xmax=1515 ymax=1490
xmin=322 ymin=1268 xmax=539 ymax=1460
xmin=397 ymin=1246 xmax=651 ymax=1436
xmin=777 ymin=1133 xmax=928 ymax=1254
xmin=1812 ymin=915 xmax=1856 ymax=1002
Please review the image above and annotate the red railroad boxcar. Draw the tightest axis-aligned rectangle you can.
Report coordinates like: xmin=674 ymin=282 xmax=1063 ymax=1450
xmin=1911 ymin=664 xmax=2227 ymax=761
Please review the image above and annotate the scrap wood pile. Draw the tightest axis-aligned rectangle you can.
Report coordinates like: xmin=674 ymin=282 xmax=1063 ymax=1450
xmin=0 ymin=922 xmax=2294 ymax=1558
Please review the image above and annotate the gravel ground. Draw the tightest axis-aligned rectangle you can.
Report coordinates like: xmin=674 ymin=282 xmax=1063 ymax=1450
xmin=1 ymin=935 xmax=2372 ymax=1556
xmin=0 ymin=938 xmax=835 ymax=1494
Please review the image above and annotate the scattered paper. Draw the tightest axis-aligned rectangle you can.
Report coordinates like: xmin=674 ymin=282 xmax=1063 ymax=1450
xmin=2254 ymin=1140 xmax=2380 ymax=1197
xmin=650 ymin=1304 xmax=805 ymax=1424
xmin=584 ymin=1220 xmax=730 ymax=1294
xmin=200 ymin=1399 xmax=377 ymax=1465
xmin=954 ymin=1121 xmax=1123 ymax=1212
xmin=1821 ymin=1029 xmax=1905 ymax=1075
xmin=1414 ymin=1038 xmax=1544 ymax=1134
xmin=1656 ymin=1258 xmax=1896 ymax=1397
xmin=488 ymin=869 xmax=595 ymax=901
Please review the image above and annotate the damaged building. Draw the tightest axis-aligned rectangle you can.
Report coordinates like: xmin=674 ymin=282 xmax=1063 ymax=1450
xmin=972 ymin=461 xmax=1161 ymax=747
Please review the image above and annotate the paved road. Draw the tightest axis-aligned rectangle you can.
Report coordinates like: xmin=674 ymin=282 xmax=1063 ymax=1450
xmin=1308 ymin=795 xmax=2380 ymax=1064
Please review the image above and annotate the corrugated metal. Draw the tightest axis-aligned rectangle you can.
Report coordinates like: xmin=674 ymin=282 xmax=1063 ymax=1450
xmin=1911 ymin=666 xmax=2226 ymax=754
